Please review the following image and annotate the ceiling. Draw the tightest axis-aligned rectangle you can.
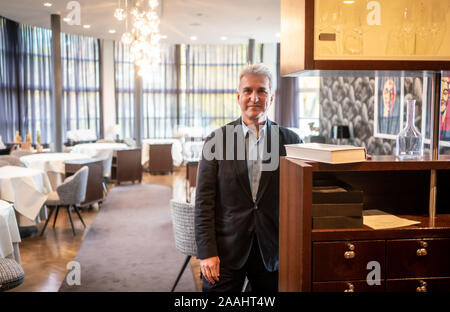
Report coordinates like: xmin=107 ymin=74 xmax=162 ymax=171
xmin=0 ymin=0 xmax=281 ymax=44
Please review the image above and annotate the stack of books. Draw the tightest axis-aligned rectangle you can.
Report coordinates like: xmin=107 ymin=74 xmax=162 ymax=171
xmin=312 ymin=180 xmax=364 ymax=229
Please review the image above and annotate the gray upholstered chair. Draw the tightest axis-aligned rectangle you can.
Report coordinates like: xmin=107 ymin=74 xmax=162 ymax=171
xmin=40 ymin=166 xmax=89 ymax=236
xmin=0 ymin=160 xmax=10 ymax=167
xmin=9 ymin=150 xmax=33 ymax=158
xmin=0 ymin=156 xmax=25 ymax=167
xmin=169 ymin=199 xmax=197 ymax=292
xmin=0 ymin=258 xmax=25 ymax=291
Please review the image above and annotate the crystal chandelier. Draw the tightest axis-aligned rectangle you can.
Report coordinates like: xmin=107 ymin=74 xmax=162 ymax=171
xmin=114 ymin=0 xmax=161 ymax=77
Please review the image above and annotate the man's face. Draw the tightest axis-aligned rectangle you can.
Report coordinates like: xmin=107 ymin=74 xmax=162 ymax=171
xmin=237 ymin=74 xmax=274 ymax=124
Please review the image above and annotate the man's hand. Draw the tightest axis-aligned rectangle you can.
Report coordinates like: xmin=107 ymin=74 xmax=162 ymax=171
xmin=200 ymin=256 xmax=220 ymax=284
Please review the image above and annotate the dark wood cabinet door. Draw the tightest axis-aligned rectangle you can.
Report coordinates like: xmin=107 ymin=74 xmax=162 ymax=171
xmin=148 ymin=144 xmax=173 ymax=174
xmin=386 ymin=238 xmax=450 ymax=278
xmin=115 ymin=148 xmax=142 ymax=183
xmin=313 ymin=280 xmax=385 ymax=292
xmin=313 ymin=240 xmax=385 ymax=282
xmin=386 ymin=278 xmax=450 ymax=292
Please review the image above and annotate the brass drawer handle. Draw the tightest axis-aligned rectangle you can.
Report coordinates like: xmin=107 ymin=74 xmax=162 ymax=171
xmin=344 ymin=243 xmax=355 ymax=259
xmin=344 ymin=282 xmax=354 ymax=292
xmin=416 ymin=241 xmax=428 ymax=257
xmin=416 ymin=280 xmax=427 ymax=292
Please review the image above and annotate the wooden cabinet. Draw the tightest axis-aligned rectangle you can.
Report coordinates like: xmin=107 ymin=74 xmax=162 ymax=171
xmin=65 ymin=158 xmax=103 ymax=207
xmin=313 ymin=240 xmax=385 ymax=282
xmin=279 ymin=156 xmax=450 ymax=292
xmin=386 ymin=238 xmax=450 ymax=278
xmin=280 ymin=0 xmax=450 ymax=75
xmin=386 ymin=278 xmax=450 ymax=292
xmin=111 ymin=148 xmax=142 ymax=184
xmin=148 ymin=143 xmax=173 ymax=174
xmin=313 ymin=280 xmax=385 ymax=292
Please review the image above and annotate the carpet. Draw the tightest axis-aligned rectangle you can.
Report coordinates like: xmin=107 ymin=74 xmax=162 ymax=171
xmin=59 ymin=184 xmax=197 ymax=292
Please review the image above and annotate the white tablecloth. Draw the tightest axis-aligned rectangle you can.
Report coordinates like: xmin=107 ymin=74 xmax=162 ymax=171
xmin=142 ymin=139 xmax=183 ymax=167
xmin=20 ymin=152 xmax=90 ymax=189
xmin=0 ymin=166 xmax=52 ymax=221
xmin=70 ymin=143 xmax=128 ymax=177
xmin=20 ymin=152 xmax=90 ymax=174
xmin=0 ymin=200 xmax=21 ymax=263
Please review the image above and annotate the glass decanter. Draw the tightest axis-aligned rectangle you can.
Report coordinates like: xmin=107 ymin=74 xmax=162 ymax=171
xmin=396 ymin=99 xmax=424 ymax=160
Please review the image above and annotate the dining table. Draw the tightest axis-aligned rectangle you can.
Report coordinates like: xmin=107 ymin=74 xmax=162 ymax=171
xmin=20 ymin=152 xmax=90 ymax=189
xmin=0 ymin=165 xmax=52 ymax=226
xmin=0 ymin=200 xmax=21 ymax=263
xmin=70 ymin=143 xmax=128 ymax=177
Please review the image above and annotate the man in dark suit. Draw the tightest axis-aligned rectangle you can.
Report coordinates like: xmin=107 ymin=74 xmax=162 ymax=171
xmin=195 ymin=63 xmax=302 ymax=292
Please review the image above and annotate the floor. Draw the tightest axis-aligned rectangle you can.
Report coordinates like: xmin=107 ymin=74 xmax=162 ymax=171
xmin=11 ymin=166 xmax=202 ymax=292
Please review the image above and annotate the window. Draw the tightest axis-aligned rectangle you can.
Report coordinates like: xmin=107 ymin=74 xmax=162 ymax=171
xmin=115 ymin=42 xmax=264 ymax=139
xmin=19 ymin=24 xmax=53 ymax=144
xmin=142 ymin=44 xmax=177 ymax=139
xmin=114 ymin=42 xmax=135 ymax=139
xmin=61 ymin=33 xmax=100 ymax=139
xmin=0 ymin=18 xmax=53 ymax=144
xmin=178 ymin=44 xmax=251 ymax=136
xmin=298 ymin=77 xmax=320 ymax=138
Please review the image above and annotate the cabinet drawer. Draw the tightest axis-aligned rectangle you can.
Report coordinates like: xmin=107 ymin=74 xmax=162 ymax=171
xmin=313 ymin=280 xmax=384 ymax=292
xmin=386 ymin=278 xmax=450 ymax=292
xmin=386 ymin=238 xmax=450 ymax=278
xmin=313 ymin=240 xmax=385 ymax=282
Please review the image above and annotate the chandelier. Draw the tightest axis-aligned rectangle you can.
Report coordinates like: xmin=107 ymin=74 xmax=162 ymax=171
xmin=114 ymin=0 xmax=161 ymax=77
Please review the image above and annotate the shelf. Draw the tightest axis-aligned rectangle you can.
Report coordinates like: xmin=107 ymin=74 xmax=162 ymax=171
xmin=312 ymin=214 xmax=450 ymax=242
xmin=286 ymin=156 xmax=450 ymax=172
xmin=280 ymin=0 xmax=450 ymax=75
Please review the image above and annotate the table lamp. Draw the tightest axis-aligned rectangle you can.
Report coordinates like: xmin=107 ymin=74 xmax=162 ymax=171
xmin=332 ymin=125 xmax=350 ymax=145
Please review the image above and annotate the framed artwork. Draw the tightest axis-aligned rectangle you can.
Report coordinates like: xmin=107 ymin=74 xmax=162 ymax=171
xmin=440 ymin=75 xmax=450 ymax=146
xmin=374 ymin=77 xmax=403 ymax=139
xmin=423 ymin=75 xmax=450 ymax=148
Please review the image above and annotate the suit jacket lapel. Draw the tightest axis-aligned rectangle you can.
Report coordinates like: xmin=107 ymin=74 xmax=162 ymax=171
xmin=231 ymin=118 xmax=253 ymax=201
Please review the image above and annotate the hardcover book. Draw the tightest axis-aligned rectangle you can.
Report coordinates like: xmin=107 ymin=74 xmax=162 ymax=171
xmin=285 ymin=143 xmax=367 ymax=164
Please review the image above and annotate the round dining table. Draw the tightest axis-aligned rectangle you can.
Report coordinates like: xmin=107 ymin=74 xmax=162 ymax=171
xmin=20 ymin=152 xmax=90 ymax=189
xmin=0 ymin=166 xmax=52 ymax=225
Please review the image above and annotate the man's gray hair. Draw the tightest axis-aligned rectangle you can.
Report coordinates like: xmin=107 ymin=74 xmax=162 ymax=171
xmin=238 ymin=63 xmax=273 ymax=92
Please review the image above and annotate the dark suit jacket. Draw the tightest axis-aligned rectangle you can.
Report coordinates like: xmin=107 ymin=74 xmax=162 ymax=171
xmin=195 ymin=118 xmax=302 ymax=272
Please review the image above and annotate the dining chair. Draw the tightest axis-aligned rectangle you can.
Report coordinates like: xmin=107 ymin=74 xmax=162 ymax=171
xmin=0 ymin=258 xmax=25 ymax=291
xmin=0 ymin=156 xmax=25 ymax=167
xmin=169 ymin=199 xmax=197 ymax=292
xmin=9 ymin=150 xmax=33 ymax=158
xmin=40 ymin=166 xmax=89 ymax=236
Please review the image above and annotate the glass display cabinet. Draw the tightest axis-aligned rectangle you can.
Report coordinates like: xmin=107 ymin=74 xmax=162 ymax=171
xmin=279 ymin=0 xmax=450 ymax=292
